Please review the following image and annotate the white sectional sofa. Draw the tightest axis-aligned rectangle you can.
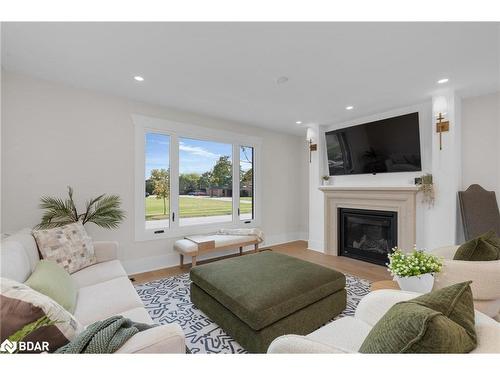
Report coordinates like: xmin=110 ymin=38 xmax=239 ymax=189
xmin=0 ymin=228 xmax=185 ymax=353
xmin=268 ymin=289 xmax=500 ymax=353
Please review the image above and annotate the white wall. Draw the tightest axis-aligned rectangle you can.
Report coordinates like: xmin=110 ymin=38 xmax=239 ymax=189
xmin=461 ymin=91 xmax=500 ymax=208
xmin=1 ymin=71 xmax=309 ymax=274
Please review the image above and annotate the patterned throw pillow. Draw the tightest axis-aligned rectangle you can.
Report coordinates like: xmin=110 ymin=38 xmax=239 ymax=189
xmin=0 ymin=278 xmax=82 ymax=353
xmin=32 ymin=222 xmax=96 ymax=274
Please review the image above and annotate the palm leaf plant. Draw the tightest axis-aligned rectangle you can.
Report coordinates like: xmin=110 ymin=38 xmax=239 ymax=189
xmin=35 ymin=186 xmax=125 ymax=230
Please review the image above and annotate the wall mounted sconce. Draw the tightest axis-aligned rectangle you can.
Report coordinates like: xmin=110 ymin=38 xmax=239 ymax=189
xmin=436 ymin=113 xmax=450 ymax=150
xmin=308 ymin=139 xmax=317 ymax=163
xmin=434 ymin=96 xmax=450 ymax=151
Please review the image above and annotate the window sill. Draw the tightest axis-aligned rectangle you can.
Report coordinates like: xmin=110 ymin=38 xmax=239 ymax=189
xmin=135 ymin=219 xmax=259 ymax=242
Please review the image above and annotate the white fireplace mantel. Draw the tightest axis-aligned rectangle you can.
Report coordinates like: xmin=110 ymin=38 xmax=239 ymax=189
xmin=319 ymin=185 xmax=418 ymax=256
xmin=319 ymin=185 xmax=419 ymax=192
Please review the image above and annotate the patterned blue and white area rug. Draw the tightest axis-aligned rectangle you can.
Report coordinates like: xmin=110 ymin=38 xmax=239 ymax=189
xmin=135 ymin=273 xmax=371 ymax=354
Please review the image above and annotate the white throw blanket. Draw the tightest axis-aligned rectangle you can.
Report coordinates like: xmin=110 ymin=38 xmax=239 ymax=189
xmin=216 ymin=228 xmax=264 ymax=242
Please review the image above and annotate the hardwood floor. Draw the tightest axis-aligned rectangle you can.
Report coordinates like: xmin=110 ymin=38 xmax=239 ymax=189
xmin=131 ymin=240 xmax=391 ymax=284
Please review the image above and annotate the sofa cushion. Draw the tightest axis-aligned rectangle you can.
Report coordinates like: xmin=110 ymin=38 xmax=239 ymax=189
xmin=306 ymin=316 xmax=372 ymax=353
xmin=33 ymin=222 xmax=97 ymax=274
xmin=25 ymin=260 xmax=78 ymax=313
xmin=190 ymin=251 xmax=346 ymax=330
xmin=0 ymin=240 xmax=32 ymax=283
xmin=1 ymin=278 xmax=82 ymax=353
xmin=74 ymin=277 xmax=144 ymax=326
xmin=0 ymin=229 xmax=41 ymax=282
xmin=454 ymin=231 xmax=500 ymax=261
xmin=6 ymin=229 xmax=41 ymax=270
xmin=71 ymin=260 xmax=127 ymax=289
xmin=359 ymin=282 xmax=477 ymax=353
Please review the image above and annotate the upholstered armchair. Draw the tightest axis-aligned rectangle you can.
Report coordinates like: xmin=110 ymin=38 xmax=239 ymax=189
xmin=429 ymin=245 xmax=500 ymax=321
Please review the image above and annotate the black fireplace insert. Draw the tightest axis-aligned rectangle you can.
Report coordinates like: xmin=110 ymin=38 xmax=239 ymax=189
xmin=338 ymin=208 xmax=397 ymax=266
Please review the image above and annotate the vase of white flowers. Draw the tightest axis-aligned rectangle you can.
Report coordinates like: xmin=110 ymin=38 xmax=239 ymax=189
xmin=387 ymin=247 xmax=443 ymax=293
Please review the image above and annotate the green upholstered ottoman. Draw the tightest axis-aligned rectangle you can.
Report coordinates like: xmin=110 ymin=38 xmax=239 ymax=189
xmin=190 ymin=251 xmax=346 ymax=353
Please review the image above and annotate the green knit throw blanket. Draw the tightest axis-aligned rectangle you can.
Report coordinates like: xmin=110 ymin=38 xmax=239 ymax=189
xmin=56 ymin=316 xmax=153 ymax=354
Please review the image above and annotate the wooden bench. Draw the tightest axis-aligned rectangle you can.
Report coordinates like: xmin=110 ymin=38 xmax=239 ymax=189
xmin=173 ymin=234 xmax=262 ymax=267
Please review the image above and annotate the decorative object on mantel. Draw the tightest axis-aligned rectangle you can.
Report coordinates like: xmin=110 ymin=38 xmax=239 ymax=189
xmin=434 ymin=96 xmax=450 ymax=150
xmin=308 ymin=138 xmax=317 ymax=163
xmin=415 ymin=173 xmax=435 ymax=207
xmin=321 ymin=175 xmax=330 ymax=185
xmin=387 ymin=247 xmax=443 ymax=293
xmin=35 ymin=186 xmax=126 ymax=229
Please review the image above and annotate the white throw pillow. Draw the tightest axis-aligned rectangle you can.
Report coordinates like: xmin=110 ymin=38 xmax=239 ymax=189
xmin=32 ymin=222 xmax=96 ymax=274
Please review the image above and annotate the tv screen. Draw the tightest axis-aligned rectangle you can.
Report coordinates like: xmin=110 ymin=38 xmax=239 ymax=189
xmin=325 ymin=112 xmax=421 ymax=176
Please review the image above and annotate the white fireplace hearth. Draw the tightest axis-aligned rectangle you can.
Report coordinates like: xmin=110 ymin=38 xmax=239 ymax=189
xmin=319 ymin=186 xmax=418 ymax=257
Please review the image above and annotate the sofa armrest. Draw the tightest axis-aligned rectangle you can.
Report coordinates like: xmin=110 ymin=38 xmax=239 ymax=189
xmin=267 ymin=335 xmax=349 ymax=354
xmin=93 ymin=241 xmax=119 ymax=263
xmin=355 ymin=290 xmax=420 ymax=327
xmin=115 ymin=324 xmax=185 ymax=354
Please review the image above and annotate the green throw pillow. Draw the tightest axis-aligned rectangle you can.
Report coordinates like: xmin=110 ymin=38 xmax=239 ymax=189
xmin=25 ymin=260 xmax=78 ymax=313
xmin=453 ymin=231 xmax=500 ymax=261
xmin=359 ymin=281 xmax=477 ymax=353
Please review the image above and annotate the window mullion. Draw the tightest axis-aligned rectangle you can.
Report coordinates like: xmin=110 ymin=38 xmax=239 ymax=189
xmin=232 ymin=144 xmax=240 ymax=224
xmin=170 ymin=134 xmax=180 ymax=230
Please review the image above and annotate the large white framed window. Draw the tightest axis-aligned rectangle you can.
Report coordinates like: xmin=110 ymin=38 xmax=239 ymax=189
xmin=134 ymin=115 xmax=261 ymax=241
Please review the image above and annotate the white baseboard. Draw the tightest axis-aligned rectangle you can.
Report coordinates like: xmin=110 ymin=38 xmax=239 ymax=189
xmin=262 ymin=231 xmax=308 ymax=247
xmin=122 ymin=231 xmax=309 ymax=276
xmin=122 ymin=253 xmax=179 ymax=276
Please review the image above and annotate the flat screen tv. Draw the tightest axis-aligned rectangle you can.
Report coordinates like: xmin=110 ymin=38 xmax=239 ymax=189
xmin=325 ymin=112 xmax=421 ymax=176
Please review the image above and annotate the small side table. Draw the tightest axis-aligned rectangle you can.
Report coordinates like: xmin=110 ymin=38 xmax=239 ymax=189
xmin=370 ymin=280 xmax=400 ymax=292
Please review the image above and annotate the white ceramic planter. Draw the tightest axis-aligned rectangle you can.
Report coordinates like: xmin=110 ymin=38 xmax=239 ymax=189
xmin=394 ymin=273 xmax=434 ymax=293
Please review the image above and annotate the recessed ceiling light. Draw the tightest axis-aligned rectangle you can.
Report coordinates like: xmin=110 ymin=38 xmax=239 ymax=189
xmin=345 ymin=106 xmax=354 ymax=110
xmin=134 ymin=75 xmax=144 ymax=82
xmin=437 ymin=78 xmax=449 ymax=84
xmin=296 ymin=121 xmax=302 ymax=125
xmin=276 ymin=76 xmax=289 ymax=84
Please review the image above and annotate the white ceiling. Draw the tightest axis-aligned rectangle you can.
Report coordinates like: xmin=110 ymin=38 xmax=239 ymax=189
xmin=2 ymin=22 xmax=499 ymax=135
